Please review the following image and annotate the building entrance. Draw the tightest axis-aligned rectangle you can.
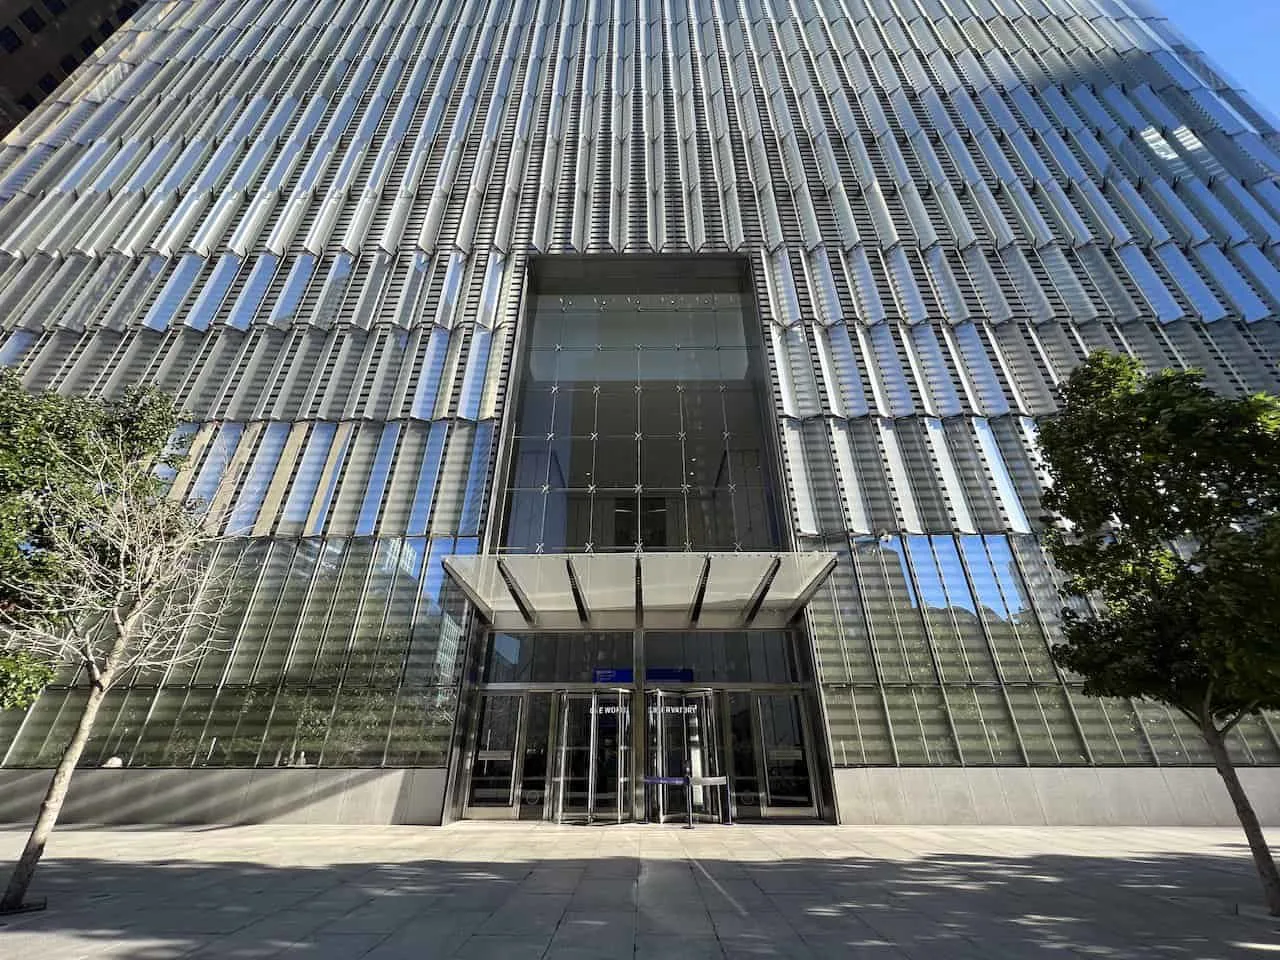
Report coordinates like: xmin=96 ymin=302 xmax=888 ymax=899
xmin=448 ymin=260 xmax=835 ymax=824
xmin=459 ymin=685 xmax=821 ymax=822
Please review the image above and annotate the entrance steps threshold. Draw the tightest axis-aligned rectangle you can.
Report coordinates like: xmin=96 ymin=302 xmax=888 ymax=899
xmin=443 ymin=819 xmax=832 ymax=829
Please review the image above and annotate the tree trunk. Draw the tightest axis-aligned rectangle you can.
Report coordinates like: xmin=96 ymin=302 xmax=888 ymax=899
xmin=0 ymin=681 xmax=109 ymax=911
xmin=1203 ymin=722 xmax=1280 ymax=916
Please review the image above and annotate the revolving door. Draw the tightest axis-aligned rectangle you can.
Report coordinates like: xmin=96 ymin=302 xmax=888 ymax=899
xmin=461 ymin=689 xmax=633 ymax=822
xmin=553 ymin=688 xmax=632 ymax=824
xmin=645 ymin=689 xmax=729 ymax=823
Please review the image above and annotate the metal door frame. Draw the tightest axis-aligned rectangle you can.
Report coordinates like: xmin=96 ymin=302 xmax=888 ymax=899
xmin=460 ymin=692 xmax=527 ymax=820
xmin=721 ymin=690 xmax=761 ymax=821
xmin=754 ymin=691 xmax=821 ymax=819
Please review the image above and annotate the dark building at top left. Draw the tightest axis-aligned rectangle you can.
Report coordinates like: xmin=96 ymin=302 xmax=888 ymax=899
xmin=0 ymin=0 xmax=139 ymax=133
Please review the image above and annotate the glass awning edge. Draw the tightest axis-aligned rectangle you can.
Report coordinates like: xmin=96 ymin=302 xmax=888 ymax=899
xmin=442 ymin=552 xmax=838 ymax=631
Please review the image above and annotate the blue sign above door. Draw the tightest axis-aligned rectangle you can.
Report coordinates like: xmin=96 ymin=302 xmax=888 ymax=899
xmin=645 ymin=667 xmax=694 ymax=683
xmin=592 ymin=668 xmax=634 ymax=683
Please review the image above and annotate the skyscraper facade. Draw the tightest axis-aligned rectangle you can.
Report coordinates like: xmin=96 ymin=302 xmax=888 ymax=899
xmin=0 ymin=0 xmax=1277 ymax=826
xmin=0 ymin=0 xmax=140 ymax=133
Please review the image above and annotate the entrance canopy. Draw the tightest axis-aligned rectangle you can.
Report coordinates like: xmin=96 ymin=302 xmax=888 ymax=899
xmin=442 ymin=552 xmax=838 ymax=631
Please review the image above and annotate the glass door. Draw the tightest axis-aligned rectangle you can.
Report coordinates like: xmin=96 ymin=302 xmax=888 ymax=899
xmin=757 ymin=694 xmax=818 ymax=817
xmin=517 ymin=693 xmax=552 ymax=818
xmin=645 ymin=689 xmax=725 ymax=824
xmin=553 ymin=689 xmax=632 ymax=823
xmin=726 ymin=692 xmax=762 ymax=820
xmin=464 ymin=694 xmax=522 ymax=817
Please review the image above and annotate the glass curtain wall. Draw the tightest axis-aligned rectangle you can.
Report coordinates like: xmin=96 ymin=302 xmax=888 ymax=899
xmin=0 ymin=0 xmax=1277 ymax=780
xmin=0 ymin=536 xmax=469 ymax=769
xmin=812 ymin=533 xmax=1280 ymax=768
xmin=501 ymin=257 xmax=781 ymax=554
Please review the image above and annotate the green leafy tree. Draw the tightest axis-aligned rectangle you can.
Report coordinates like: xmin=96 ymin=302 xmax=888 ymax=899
xmin=0 ymin=380 xmax=232 ymax=913
xmin=0 ymin=372 xmax=180 ymax=719
xmin=0 ymin=652 xmax=54 ymax=711
xmin=1038 ymin=352 xmax=1280 ymax=916
xmin=0 ymin=372 xmax=179 ymax=617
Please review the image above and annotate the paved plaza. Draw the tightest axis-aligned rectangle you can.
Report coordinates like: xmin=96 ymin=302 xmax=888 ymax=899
xmin=0 ymin=823 xmax=1276 ymax=958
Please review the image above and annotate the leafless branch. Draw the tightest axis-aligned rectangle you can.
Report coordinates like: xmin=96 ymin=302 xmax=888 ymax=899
xmin=0 ymin=432 xmax=237 ymax=690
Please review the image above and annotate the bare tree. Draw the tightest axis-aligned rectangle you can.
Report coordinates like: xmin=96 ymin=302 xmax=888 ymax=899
xmin=0 ymin=435 xmax=233 ymax=912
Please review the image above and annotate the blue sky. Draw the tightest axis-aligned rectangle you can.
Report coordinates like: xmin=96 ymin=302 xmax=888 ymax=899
xmin=1156 ymin=1 xmax=1280 ymax=116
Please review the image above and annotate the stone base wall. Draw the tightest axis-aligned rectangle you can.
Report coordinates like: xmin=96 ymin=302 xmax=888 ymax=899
xmin=0 ymin=768 xmax=447 ymax=826
xmin=833 ymin=767 xmax=1280 ymax=826
xmin=4 ymin=766 xmax=1273 ymax=827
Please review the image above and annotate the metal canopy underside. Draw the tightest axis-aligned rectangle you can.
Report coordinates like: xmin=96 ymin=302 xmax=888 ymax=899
xmin=442 ymin=552 xmax=838 ymax=632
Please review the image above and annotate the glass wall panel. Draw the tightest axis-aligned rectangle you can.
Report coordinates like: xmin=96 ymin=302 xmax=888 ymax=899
xmin=1035 ymin=686 xmax=1089 ymax=765
xmin=76 ymin=690 xmax=128 ymax=767
xmin=225 ymin=422 xmax=291 ymax=535
xmin=406 ymin=422 xmax=448 ymax=537
xmin=826 ymin=687 xmax=894 ymax=766
xmin=1097 ymin=695 xmax=1158 ymax=765
xmin=253 ymin=540 xmax=323 ymax=682
xmin=224 ymin=541 xmax=295 ymax=683
xmin=4 ymin=692 xmax=69 ymax=765
xmin=809 ymin=553 xmax=868 ymax=684
xmin=312 ymin=539 xmax=376 ymax=683
xmin=854 ymin=539 xmax=936 ymax=683
xmin=1163 ymin=710 xmax=1215 ymax=765
xmin=948 ymin=686 xmax=1022 ymax=766
xmin=326 ymin=426 xmax=380 ymax=534
xmin=1132 ymin=700 xmax=1195 ymax=765
xmin=198 ymin=687 xmax=264 ymax=767
xmin=884 ymin=687 xmax=959 ymax=765
xmin=278 ymin=424 xmax=337 ymax=535
xmin=385 ymin=687 xmax=455 ymax=766
xmin=1066 ymin=691 xmax=1124 ymax=765
xmin=960 ymin=536 xmax=1040 ymax=681
xmin=345 ymin=539 xmax=400 ymax=685
xmin=483 ymin=632 xmax=627 ymax=684
xmin=0 ymin=697 xmax=31 ymax=764
xmin=192 ymin=539 xmax=270 ymax=685
xmin=132 ymin=689 xmax=206 ymax=767
xmin=189 ymin=423 xmax=245 ymax=508
xmin=1004 ymin=535 xmax=1068 ymax=680
xmin=403 ymin=538 xmax=468 ymax=688
xmin=355 ymin=423 xmax=402 ymax=536
xmin=88 ymin=689 xmax=153 ymax=766
xmin=188 ymin=254 xmax=242 ymax=331
xmin=1230 ymin=716 xmax=1280 ymax=765
xmin=322 ymin=686 xmax=394 ymax=766
xmin=260 ymin=686 xmax=336 ymax=768
xmin=283 ymin=539 xmax=346 ymax=681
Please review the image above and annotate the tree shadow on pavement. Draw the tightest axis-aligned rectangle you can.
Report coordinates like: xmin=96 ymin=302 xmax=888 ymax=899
xmin=0 ymin=841 xmax=1276 ymax=959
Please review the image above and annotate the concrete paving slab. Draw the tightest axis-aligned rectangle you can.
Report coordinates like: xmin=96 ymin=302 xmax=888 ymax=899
xmin=0 ymin=823 xmax=1275 ymax=959
xmin=452 ymin=933 xmax=552 ymax=958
